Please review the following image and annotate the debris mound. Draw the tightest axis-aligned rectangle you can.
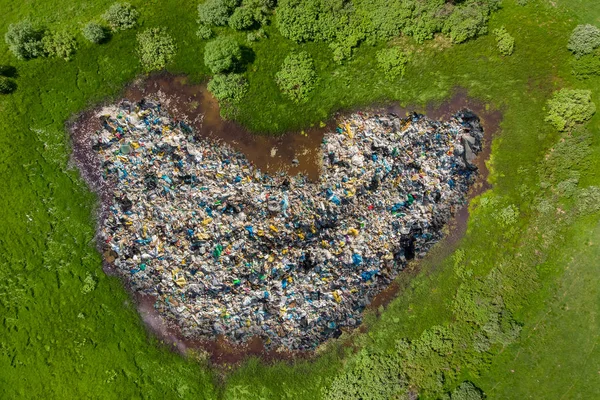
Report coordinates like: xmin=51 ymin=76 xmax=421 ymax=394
xmin=89 ymin=98 xmax=483 ymax=350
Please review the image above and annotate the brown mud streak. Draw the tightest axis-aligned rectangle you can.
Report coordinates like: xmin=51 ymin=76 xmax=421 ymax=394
xmin=68 ymin=74 xmax=500 ymax=367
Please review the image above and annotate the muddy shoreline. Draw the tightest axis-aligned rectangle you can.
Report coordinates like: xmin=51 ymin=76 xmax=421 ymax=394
xmin=68 ymin=74 xmax=500 ymax=367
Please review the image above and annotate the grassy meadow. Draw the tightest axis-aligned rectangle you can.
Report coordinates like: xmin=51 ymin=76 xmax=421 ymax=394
xmin=0 ymin=0 xmax=599 ymax=398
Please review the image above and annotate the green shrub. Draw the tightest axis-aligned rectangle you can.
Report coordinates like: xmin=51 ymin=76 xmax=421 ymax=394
xmin=42 ymin=31 xmax=78 ymax=61
xmin=207 ymin=73 xmax=248 ymax=102
xmin=229 ymin=7 xmax=255 ymax=30
xmin=276 ymin=0 xmax=498 ymax=58
xmin=450 ymin=382 xmax=485 ymax=400
xmin=0 ymin=76 xmax=17 ymax=94
xmin=329 ymin=33 xmax=363 ymax=64
xmin=568 ymin=24 xmax=600 ymax=58
xmin=246 ymin=28 xmax=267 ymax=42
xmin=325 ymin=349 xmax=405 ymax=400
xmin=196 ymin=24 xmax=213 ymax=40
xmin=571 ymin=51 xmax=600 ymax=79
xmin=103 ymin=3 xmax=139 ymax=31
xmin=82 ymin=23 xmax=108 ymax=44
xmin=4 ymin=20 xmax=45 ymax=60
xmin=376 ymin=47 xmax=409 ymax=79
xmin=494 ymin=26 xmax=515 ymax=56
xmin=137 ymin=27 xmax=177 ymax=72
xmin=204 ymin=36 xmax=242 ymax=73
xmin=443 ymin=3 xmax=489 ymax=44
xmin=275 ymin=51 xmax=316 ymax=103
xmin=197 ymin=0 xmax=239 ymax=26
xmin=545 ymin=89 xmax=596 ymax=131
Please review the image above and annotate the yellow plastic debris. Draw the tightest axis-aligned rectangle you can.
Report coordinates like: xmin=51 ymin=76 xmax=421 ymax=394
xmin=202 ymin=217 xmax=213 ymax=225
xmin=347 ymin=227 xmax=359 ymax=236
xmin=344 ymin=123 xmax=354 ymax=138
xmin=333 ymin=291 xmax=342 ymax=303
xmin=269 ymin=225 xmax=279 ymax=233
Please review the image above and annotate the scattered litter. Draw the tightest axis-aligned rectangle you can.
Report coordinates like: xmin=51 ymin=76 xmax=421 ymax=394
xmin=89 ymin=98 xmax=483 ymax=350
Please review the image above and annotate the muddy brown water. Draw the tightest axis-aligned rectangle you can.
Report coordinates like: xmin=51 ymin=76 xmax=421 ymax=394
xmin=69 ymin=74 xmax=501 ymax=367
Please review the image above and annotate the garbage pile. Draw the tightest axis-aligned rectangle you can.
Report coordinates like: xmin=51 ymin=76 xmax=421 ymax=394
xmin=91 ymin=98 xmax=483 ymax=350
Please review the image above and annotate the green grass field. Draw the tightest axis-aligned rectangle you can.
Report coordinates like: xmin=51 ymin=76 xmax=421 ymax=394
xmin=0 ymin=0 xmax=599 ymax=398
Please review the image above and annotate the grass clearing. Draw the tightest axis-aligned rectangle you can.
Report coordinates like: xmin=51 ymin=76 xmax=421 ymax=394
xmin=0 ymin=0 xmax=599 ymax=398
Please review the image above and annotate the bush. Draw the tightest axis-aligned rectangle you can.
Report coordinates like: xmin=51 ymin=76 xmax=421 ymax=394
xmin=207 ymin=73 xmax=248 ymax=102
xmin=197 ymin=0 xmax=239 ymax=26
xmin=568 ymin=24 xmax=600 ymax=58
xmin=196 ymin=24 xmax=213 ymax=40
xmin=494 ymin=26 xmax=515 ymax=56
xmin=103 ymin=3 xmax=139 ymax=31
xmin=4 ymin=20 xmax=45 ymax=60
xmin=275 ymin=51 xmax=316 ymax=103
xmin=42 ymin=31 xmax=78 ymax=61
xmin=450 ymin=382 xmax=485 ymax=400
xmin=0 ymin=76 xmax=16 ymax=94
xmin=376 ymin=47 xmax=409 ymax=79
xmin=82 ymin=23 xmax=108 ymax=44
xmin=545 ymin=89 xmax=596 ymax=131
xmin=229 ymin=7 xmax=255 ymax=30
xmin=204 ymin=36 xmax=242 ymax=73
xmin=137 ymin=27 xmax=177 ymax=72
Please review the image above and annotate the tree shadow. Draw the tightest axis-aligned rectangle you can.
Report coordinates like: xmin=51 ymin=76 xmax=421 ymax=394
xmin=234 ymin=45 xmax=256 ymax=73
xmin=0 ymin=79 xmax=17 ymax=94
xmin=99 ymin=27 xmax=113 ymax=45
xmin=0 ymin=65 xmax=18 ymax=78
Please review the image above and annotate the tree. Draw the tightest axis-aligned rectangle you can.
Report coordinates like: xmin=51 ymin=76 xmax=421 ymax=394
xmin=203 ymin=36 xmax=242 ymax=73
xmin=82 ymin=23 xmax=108 ymax=44
xmin=42 ymin=31 xmax=78 ymax=61
xmin=197 ymin=0 xmax=239 ymax=26
xmin=545 ymin=89 xmax=596 ymax=131
xmin=275 ymin=51 xmax=316 ymax=103
xmin=568 ymin=24 xmax=600 ymax=58
xmin=443 ymin=4 xmax=489 ymax=44
xmin=0 ymin=76 xmax=16 ymax=94
xmin=4 ymin=20 xmax=44 ymax=60
xmin=137 ymin=28 xmax=177 ymax=72
xmin=103 ymin=3 xmax=139 ymax=31
xmin=494 ymin=26 xmax=515 ymax=56
xmin=228 ymin=7 xmax=255 ymax=30
xmin=207 ymin=73 xmax=248 ymax=102
xmin=376 ymin=47 xmax=409 ymax=79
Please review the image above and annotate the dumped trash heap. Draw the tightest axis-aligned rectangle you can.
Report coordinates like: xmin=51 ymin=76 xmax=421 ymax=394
xmin=91 ymin=99 xmax=483 ymax=350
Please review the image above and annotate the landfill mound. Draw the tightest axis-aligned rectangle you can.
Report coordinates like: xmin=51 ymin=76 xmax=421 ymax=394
xmin=89 ymin=99 xmax=483 ymax=350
